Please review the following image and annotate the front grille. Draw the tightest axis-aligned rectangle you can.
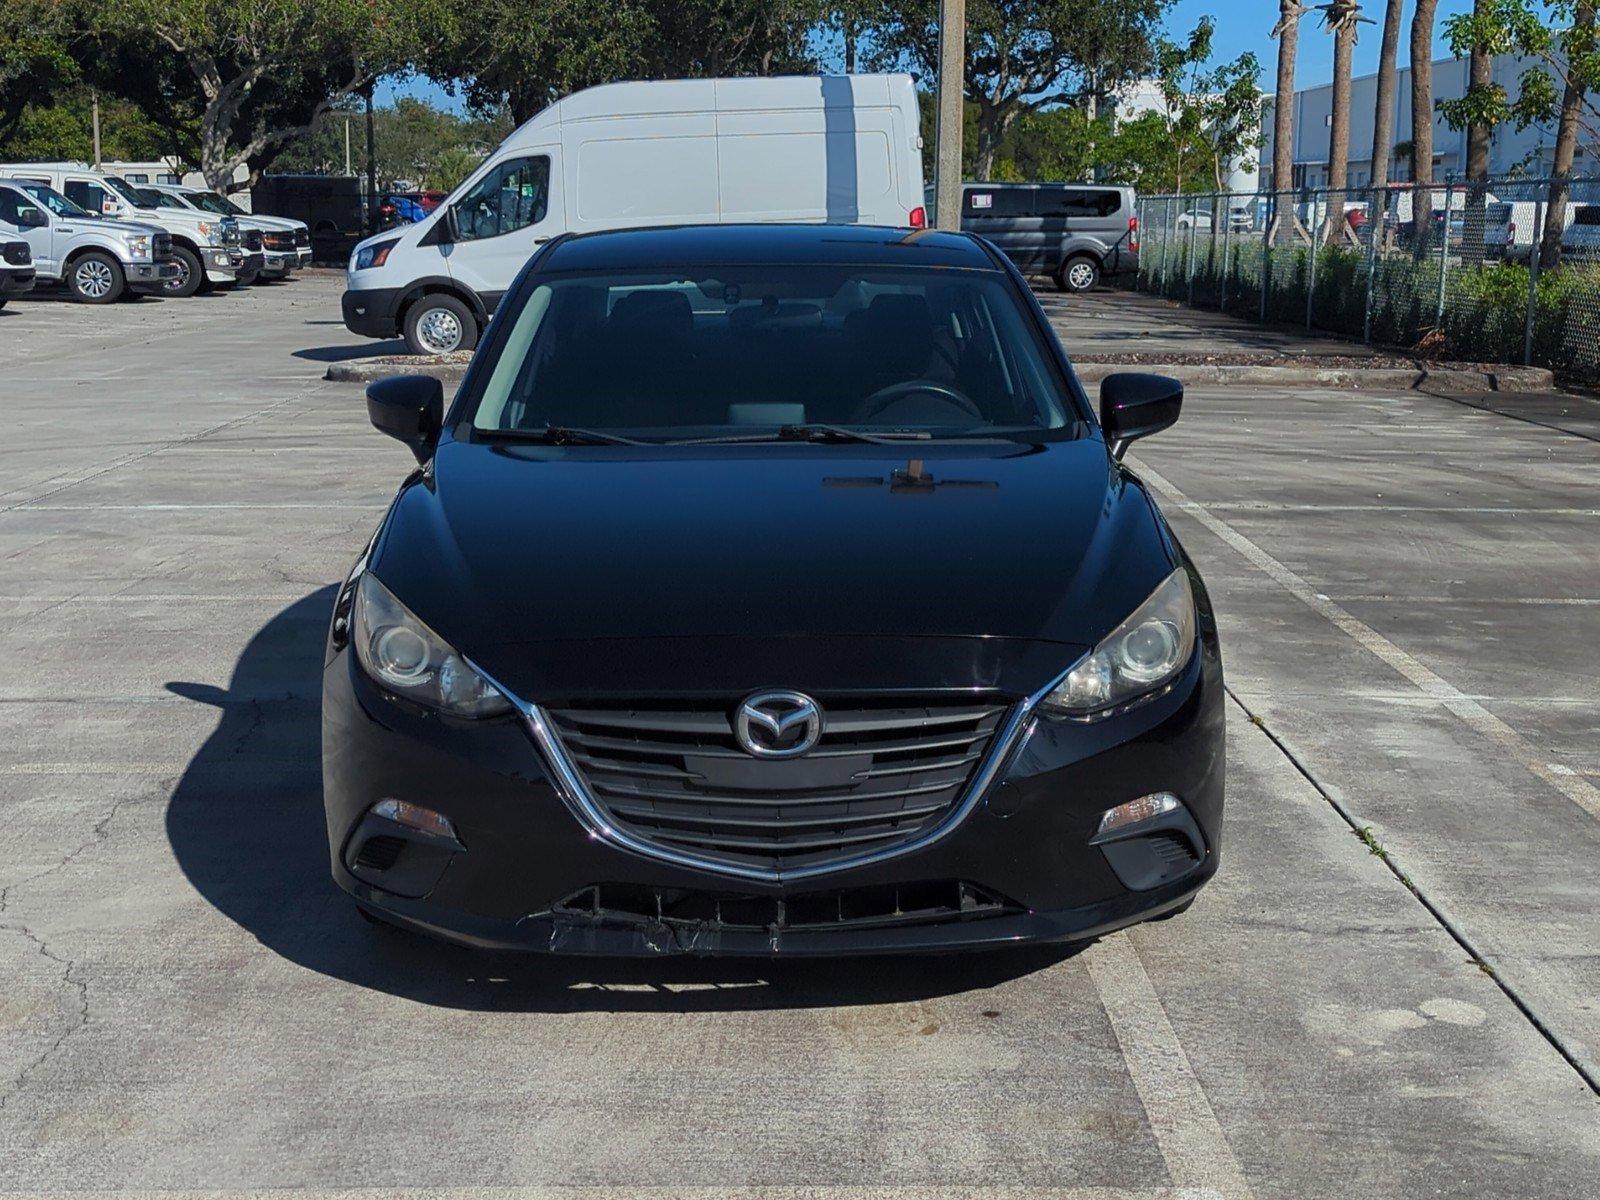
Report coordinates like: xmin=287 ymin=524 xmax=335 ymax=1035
xmin=546 ymin=697 xmax=1010 ymax=874
xmin=2 ymin=241 xmax=28 ymax=266
xmin=152 ymin=233 xmax=172 ymax=260
xmin=243 ymin=229 xmax=263 ymax=252
xmin=263 ymin=231 xmax=295 ymax=251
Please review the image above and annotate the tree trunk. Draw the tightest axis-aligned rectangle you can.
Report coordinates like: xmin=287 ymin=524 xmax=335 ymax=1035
xmin=1540 ymin=0 xmax=1594 ymax=269
xmin=1462 ymin=0 xmax=1492 ymax=263
xmin=1324 ymin=1 xmax=1359 ymax=245
xmin=1410 ymin=0 xmax=1441 ymax=258
xmin=972 ymin=103 xmax=1010 ymax=180
xmin=1272 ymin=1 xmax=1304 ymax=244
xmin=1369 ymin=0 xmax=1403 ymax=246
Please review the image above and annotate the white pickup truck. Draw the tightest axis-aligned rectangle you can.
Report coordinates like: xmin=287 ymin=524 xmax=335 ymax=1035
xmin=0 ymin=162 xmax=243 ymax=296
xmin=146 ymin=183 xmax=311 ymax=281
xmin=0 ymin=178 xmax=180 ymax=302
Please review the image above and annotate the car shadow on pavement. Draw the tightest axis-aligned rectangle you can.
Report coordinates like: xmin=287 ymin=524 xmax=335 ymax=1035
xmin=293 ymin=339 xmax=409 ymax=362
xmin=165 ymin=589 xmax=1074 ymax=1013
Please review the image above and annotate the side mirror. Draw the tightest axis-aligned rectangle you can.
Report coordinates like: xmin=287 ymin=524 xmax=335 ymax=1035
xmin=1099 ymin=373 xmax=1183 ymax=460
xmin=367 ymin=374 xmax=443 ymax=465
xmin=18 ymin=207 xmax=47 ymax=229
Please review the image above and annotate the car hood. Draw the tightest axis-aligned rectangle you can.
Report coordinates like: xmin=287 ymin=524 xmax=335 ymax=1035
xmin=370 ymin=437 xmax=1178 ymax=701
xmin=242 ymin=214 xmax=302 ymax=233
xmin=67 ymin=217 xmax=165 ymax=238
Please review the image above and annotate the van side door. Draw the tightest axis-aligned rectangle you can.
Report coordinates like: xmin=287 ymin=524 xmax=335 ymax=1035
xmin=435 ymin=149 xmax=562 ymax=311
xmin=1040 ymin=187 xmax=1128 ymax=272
xmin=961 ymin=187 xmax=1041 ymax=271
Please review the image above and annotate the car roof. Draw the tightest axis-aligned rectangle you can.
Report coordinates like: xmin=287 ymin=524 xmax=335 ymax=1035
xmin=540 ymin=223 xmax=999 ymax=272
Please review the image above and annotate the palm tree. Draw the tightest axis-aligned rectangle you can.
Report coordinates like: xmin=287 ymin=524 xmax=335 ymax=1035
xmin=1271 ymin=1 xmax=1308 ymax=242
xmin=1368 ymin=0 xmax=1404 ymax=245
xmin=1320 ymin=1 xmax=1364 ymax=244
xmin=1541 ymin=1 xmax=1596 ymax=268
xmin=1463 ymin=0 xmax=1494 ymax=263
xmin=1410 ymin=0 xmax=1442 ymax=257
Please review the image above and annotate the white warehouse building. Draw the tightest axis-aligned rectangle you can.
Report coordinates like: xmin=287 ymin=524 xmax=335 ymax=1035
xmin=1261 ymin=51 xmax=1590 ymax=190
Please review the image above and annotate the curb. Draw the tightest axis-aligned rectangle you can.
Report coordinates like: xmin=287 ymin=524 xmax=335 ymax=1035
xmin=1073 ymin=361 xmax=1554 ymax=392
xmin=326 ymin=361 xmax=469 ymax=385
xmin=327 ymin=358 xmax=1555 ymax=394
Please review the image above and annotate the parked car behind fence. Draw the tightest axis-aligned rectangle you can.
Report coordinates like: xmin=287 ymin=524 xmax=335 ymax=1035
xmin=951 ymin=181 xmax=1139 ymax=292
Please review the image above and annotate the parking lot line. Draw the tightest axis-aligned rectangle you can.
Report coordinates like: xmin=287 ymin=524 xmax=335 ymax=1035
xmin=1084 ymin=936 xmax=1254 ymax=1200
xmin=1130 ymin=458 xmax=1600 ymax=825
xmin=0 ymin=1190 xmax=1220 ymax=1199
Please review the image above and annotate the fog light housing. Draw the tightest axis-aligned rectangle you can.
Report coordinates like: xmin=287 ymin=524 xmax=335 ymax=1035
xmin=372 ymin=797 xmax=459 ymax=843
xmin=1097 ymin=791 xmax=1181 ymax=837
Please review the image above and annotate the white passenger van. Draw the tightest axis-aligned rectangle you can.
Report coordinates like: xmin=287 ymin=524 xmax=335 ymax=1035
xmin=342 ymin=74 xmax=926 ymax=355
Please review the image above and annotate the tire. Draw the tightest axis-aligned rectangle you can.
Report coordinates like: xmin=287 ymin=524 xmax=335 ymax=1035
xmin=162 ymin=245 xmax=204 ymax=298
xmin=67 ymin=251 xmax=125 ymax=304
xmin=1057 ymin=254 xmax=1101 ymax=293
xmin=226 ymin=268 xmax=259 ymax=290
xmin=404 ymin=292 xmax=478 ymax=356
xmin=0 ymin=299 xmax=7 ymax=311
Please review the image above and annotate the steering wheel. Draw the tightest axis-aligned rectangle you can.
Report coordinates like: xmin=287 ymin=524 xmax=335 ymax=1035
xmin=855 ymin=379 xmax=983 ymax=423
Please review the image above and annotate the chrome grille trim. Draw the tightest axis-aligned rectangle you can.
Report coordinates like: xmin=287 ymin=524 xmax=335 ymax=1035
xmin=545 ymin=700 xmax=1006 ymax=872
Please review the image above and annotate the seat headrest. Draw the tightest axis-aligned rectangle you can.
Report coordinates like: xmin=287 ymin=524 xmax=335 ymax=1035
xmin=608 ymin=289 xmax=694 ymax=341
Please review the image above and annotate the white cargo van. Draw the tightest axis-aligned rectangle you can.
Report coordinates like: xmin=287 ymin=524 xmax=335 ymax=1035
xmin=343 ymin=74 xmax=926 ymax=355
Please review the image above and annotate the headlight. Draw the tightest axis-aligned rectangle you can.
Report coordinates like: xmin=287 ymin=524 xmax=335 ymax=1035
xmin=1041 ymin=569 xmax=1196 ymax=719
xmin=351 ymin=573 xmax=512 ymax=718
xmin=354 ymin=237 xmax=399 ymax=271
xmin=126 ymin=235 xmax=152 ymax=260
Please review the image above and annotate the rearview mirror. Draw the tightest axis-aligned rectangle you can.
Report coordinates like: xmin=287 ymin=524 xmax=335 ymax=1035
xmin=367 ymin=374 xmax=443 ymax=465
xmin=18 ymin=206 xmax=47 ymax=228
xmin=1099 ymin=373 xmax=1183 ymax=460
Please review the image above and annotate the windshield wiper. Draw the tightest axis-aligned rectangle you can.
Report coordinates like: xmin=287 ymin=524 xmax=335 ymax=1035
xmin=669 ymin=424 xmax=933 ymax=446
xmin=478 ymin=425 xmax=647 ymax=446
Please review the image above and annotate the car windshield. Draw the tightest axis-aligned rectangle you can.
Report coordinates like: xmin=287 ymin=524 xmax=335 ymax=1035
xmin=189 ymin=190 xmax=243 ymax=216
xmin=15 ymin=181 xmax=89 ymax=218
xmin=469 ymin=265 xmax=1075 ymax=441
xmin=103 ymin=176 xmax=156 ymax=208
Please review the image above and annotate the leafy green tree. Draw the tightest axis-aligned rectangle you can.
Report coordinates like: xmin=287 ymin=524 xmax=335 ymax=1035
xmin=1 ymin=0 xmax=78 ymax=146
xmin=1439 ymin=0 xmax=1600 ymax=265
xmin=1146 ymin=19 xmax=1263 ymax=193
xmin=873 ymin=0 xmax=1171 ymax=179
xmin=88 ymin=0 xmax=448 ymax=189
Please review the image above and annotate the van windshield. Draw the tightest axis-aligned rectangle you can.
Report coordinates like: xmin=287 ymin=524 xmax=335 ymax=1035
xmin=469 ymin=266 xmax=1075 ymax=441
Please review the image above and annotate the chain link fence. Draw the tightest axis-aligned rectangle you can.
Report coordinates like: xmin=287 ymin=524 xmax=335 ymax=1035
xmin=1135 ymin=176 xmax=1600 ymax=384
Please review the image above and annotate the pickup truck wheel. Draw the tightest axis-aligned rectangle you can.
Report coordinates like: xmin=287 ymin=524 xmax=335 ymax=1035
xmin=1056 ymin=255 xmax=1101 ymax=293
xmin=162 ymin=246 xmax=204 ymax=298
xmin=67 ymin=252 xmax=125 ymax=304
xmin=404 ymin=293 xmax=478 ymax=356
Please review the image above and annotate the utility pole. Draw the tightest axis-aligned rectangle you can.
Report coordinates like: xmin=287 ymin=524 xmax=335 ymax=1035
xmin=91 ymin=91 xmax=102 ymax=169
xmin=344 ymin=117 xmax=352 ymax=176
xmin=365 ymin=87 xmax=378 ymax=236
xmin=932 ymin=0 xmax=965 ymax=230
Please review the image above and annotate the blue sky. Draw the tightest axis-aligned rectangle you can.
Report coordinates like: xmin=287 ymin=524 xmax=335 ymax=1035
xmin=1166 ymin=0 xmax=1477 ymax=80
xmin=381 ymin=2 xmax=1483 ymax=113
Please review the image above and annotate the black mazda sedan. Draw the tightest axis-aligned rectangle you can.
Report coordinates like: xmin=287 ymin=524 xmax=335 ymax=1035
xmin=322 ymin=224 xmax=1223 ymax=955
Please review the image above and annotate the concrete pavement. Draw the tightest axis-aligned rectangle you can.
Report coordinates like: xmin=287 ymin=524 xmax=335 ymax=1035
xmin=0 ymin=274 xmax=1597 ymax=1196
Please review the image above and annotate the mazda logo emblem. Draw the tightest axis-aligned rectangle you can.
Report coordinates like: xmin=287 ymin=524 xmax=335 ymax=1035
xmin=734 ymin=690 xmax=823 ymax=758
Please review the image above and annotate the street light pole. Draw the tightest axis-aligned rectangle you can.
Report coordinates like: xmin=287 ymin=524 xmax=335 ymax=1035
xmin=932 ymin=0 xmax=965 ymax=230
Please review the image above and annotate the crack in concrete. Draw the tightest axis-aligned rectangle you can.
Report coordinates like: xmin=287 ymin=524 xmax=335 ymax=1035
xmin=0 ymin=782 xmax=164 ymax=1111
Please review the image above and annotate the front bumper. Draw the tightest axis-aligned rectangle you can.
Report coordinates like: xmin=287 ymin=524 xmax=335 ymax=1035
xmin=262 ymin=250 xmax=296 ymax=276
xmin=203 ymin=246 xmax=241 ymax=281
xmin=322 ymin=634 xmax=1225 ymax=956
xmin=0 ymin=266 xmax=35 ymax=296
xmin=127 ymin=261 xmax=181 ymax=289
xmin=341 ymin=285 xmax=403 ymax=338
